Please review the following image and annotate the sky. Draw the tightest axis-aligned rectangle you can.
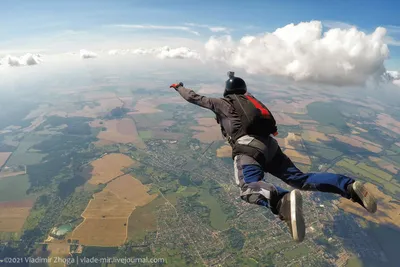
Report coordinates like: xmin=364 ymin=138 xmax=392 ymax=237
xmin=0 ymin=0 xmax=399 ymax=87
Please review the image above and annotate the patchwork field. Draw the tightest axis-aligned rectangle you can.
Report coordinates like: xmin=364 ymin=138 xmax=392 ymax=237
xmin=51 ymin=97 xmax=124 ymax=118
xmin=329 ymin=134 xmax=382 ymax=153
xmin=0 ymin=199 xmax=34 ymax=232
xmin=337 ymin=183 xmax=400 ymax=228
xmin=0 ymin=152 xmax=12 ymax=168
xmin=269 ymin=98 xmax=329 ymax=114
xmin=91 ymin=118 xmax=146 ymax=149
xmin=302 ymin=130 xmax=331 ymax=143
xmin=216 ymin=145 xmax=232 ymax=158
xmin=335 ymin=158 xmax=400 ymax=195
xmin=376 ymin=113 xmax=400 ymax=135
xmin=283 ymin=149 xmax=311 ymax=165
xmin=191 ymin=117 xmax=224 ymax=143
xmin=71 ymin=174 xmax=157 ymax=246
xmin=273 ymin=112 xmax=300 ymax=126
xmin=88 ymin=153 xmax=136 ymax=185
xmin=129 ymin=97 xmax=185 ymax=115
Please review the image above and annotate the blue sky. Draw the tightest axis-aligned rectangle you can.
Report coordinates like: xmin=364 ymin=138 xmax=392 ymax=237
xmin=1 ymin=0 xmax=399 ymax=69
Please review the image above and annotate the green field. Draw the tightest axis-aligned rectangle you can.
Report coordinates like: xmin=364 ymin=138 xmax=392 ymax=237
xmin=357 ymin=163 xmax=392 ymax=181
xmin=138 ymin=130 xmax=152 ymax=140
xmin=336 ymin=158 xmax=400 ymax=195
xmin=6 ymin=134 xmax=50 ymax=166
xmin=307 ymin=102 xmax=349 ymax=131
xmin=306 ymin=145 xmax=343 ymax=160
xmin=127 ymin=196 xmax=164 ymax=242
xmin=346 ymin=256 xmax=363 ymax=267
xmin=0 ymin=174 xmax=32 ymax=202
xmin=283 ymin=243 xmax=311 ymax=259
xmin=198 ymin=188 xmax=229 ymax=231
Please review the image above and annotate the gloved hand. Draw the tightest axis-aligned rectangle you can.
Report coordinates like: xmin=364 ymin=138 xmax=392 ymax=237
xmin=169 ymin=82 xmax=184 ymax=89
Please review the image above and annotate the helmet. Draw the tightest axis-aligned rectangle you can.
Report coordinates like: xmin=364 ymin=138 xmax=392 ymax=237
xmin=223 ymin=71 xmax=247 ymax=97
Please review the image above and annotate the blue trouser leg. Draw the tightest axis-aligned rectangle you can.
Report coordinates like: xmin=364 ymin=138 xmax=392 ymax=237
xmin=234 ymin=154 xmax=289 ymax=214
xmin=265 ymin=147 xmax=354 ymax=199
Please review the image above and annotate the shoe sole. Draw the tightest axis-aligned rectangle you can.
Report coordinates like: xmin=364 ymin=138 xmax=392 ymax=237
xmin=353 ymin=181 xmax=377 ymax=213
xmin=290 ymin=189 xmax=306 ymax=242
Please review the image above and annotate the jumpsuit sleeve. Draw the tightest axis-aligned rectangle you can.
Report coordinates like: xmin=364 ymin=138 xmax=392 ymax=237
xmin=175 ymin=85 xmax=222 ymax=113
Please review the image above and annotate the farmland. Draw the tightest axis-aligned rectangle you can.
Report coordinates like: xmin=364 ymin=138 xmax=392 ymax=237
xmin=337 ymin=183 xmax=400 ymax=228
xmin=191 ymin=117 xmax=224 ymax=143
xmin=88 ymin=153 xmax=137 ymax=185
xmin=71 ymin=174 xmax=157 ymax=246
xmin=91 ymin=118 xmax=146 ymax=149
xmin=0 ymin=174 xmax=32 ymax=202
xmin=0 ymin=199 xmax=34 ymax=232
xmin=216 ymin=145 xmax=232 ymax=158
xmin=283 ymin=149 xmax=311 ymax=165
xmin=329 ymin=134 xmax=382 ymax=153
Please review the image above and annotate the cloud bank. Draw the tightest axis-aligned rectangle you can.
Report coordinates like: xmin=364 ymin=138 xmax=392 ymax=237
xmin=184 ymin=23 xmax=230 ymax=33
xmin=80 ymin=49 xmax=97 ymax=59
xmin=131 ymin=46 xmax=200 ymax=60
xmin=205 ymin=21 xmax=390 ymax=86
xmin=111 ymin=24 xmax=200 ymax=36
xmin=0 ymin=53 xmax=42 ymax=66
xmin=385 ymin=70 xmax=400 ymax=87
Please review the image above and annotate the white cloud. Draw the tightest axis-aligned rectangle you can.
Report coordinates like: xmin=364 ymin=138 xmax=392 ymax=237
xmin=0 ymin=53 xmax=42 ymax=67
xmin=387 ymin=70 xmax=400 ymax=80
xmin=385 ymin=70 xmax=400 ymax=87
xmin=111 ymin=24 xmax=200 ymax=36
xmin=384 ymin=36 xmax=400 ymax=46
xmin=185 ymin=23 xmax=231 ymax=33
xmin=80 ymin=49 xmax=97 ymax=59
xmin=205 ymin=21 xmax=390 ymax=86
xmin=108 ymin=49 xmax=130 ymax=55
xmin=322 ymin=20 xmax=357 ymax=30
xmin=131 ymin=46 xmax=200 ymax=60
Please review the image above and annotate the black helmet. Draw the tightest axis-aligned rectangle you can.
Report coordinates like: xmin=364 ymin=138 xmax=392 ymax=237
xmin=223 ymin=71 xmax=247 ymax=97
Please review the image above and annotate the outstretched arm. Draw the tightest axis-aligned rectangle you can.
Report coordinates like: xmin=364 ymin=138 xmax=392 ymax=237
xmin=172 ymin=83 xmax=220 ymax=113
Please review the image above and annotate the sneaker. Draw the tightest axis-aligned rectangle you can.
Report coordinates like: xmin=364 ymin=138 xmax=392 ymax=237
xmin=277 ymin=189 xmax=306 ymax=242
xmin=347 ymin=181 xmax=377 ymax=213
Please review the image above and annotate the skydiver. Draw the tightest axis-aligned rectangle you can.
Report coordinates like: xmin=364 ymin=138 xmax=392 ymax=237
xmin=169 ymin=72 xmax=377 ymax=242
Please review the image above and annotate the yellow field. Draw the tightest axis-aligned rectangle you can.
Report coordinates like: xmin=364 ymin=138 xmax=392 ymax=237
xmin=283 ymin=149 xmax=311 ymax=165
xmin=71 ymin=174 xmax=157 ymax=247
xmin=302 ymin=131 xmax=331 ymax=143
xmin=191 ymin=117 xmax=223 ymax=143
xmin=0 ymin=200 xmax=34 ymax=232
xmin=0 ymin=152 xmax=12 ymax=168
xmin=91 ymin=119 xmax=146 ymax=149
xmin=71 ymin=218 xmax=128 ymax=246
xmin=338 ymin=183 xmax=400 ymax=228
xmin=46 ymin=242 xmax=71 ymax=267
xmin=106 ymin=174 xmax=157 ymax=206
xmin=88 ymin=153 xmax=136 ymax=185
xmin=216 ymin=145 xmax=232 ymax=158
